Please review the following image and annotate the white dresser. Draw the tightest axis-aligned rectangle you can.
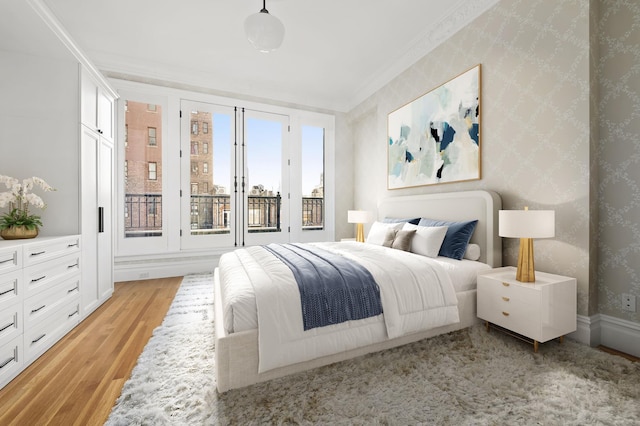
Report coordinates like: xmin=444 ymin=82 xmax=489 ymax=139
xmin=477 ymin=266 xmax=577 ymax=352
xmin=0 ymin=235 xmax=81 ymax=389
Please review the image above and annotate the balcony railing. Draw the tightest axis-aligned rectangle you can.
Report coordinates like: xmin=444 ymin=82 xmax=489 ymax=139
xmin=125 ymin=193 xmax=324 ymax=237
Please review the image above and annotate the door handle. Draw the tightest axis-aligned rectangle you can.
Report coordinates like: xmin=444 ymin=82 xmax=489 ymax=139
xmin=98 ymin=207 xmax=104 ymax=233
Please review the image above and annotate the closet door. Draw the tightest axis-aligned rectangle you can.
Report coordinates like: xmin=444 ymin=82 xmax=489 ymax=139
xmin=97 ymin=138 xmax=114 ymax=301
xmin=80 ymin=127 xmax=114 ymax=318
xmin=80 ymin=127 xmax=100 ymax=317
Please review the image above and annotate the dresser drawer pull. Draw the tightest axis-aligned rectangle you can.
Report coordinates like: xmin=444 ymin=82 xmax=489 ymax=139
xmin=0 ymin=258 xmax=14 ymax=265
xmin=31 ymin=305 xmax=46 ymax=314
xmin=30 ymin=251 xmax=46 ymax=257
xmin=0 ymin=355 xmax=15 ymax=369
xmin=68 ymin=309 xmax=79 ymax=319
xmin=502 ymin=311 xmax=510 ymax=317
xmin=502 ymin=297 xmax=510 ymax=302
xmin=31 ymin=275 xmax=46 ymax=283
xmin=32 ymin=334 xmax=46 ymax=344
xmin=68 ymin=285 xmax=79 ymax=294
xmin=67 ymin=243 xmax=79 ymax=248
xmin=0 ymin=321 xmax=15 ymax=333
xmin=502 ymin=282 xmax=510 ymax=287
xmin=67 ymin=263 xmax=79 ymax=269
xmin=0 ymin=288 xmax=15 ymax=297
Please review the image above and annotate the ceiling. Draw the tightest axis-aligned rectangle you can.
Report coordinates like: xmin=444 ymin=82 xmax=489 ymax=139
xmin=32 ymin=0 xmax=496 ymax=112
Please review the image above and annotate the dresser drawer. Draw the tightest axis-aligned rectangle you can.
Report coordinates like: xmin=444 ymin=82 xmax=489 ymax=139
xmin=24 ymin=275 xmax=80 ymax=328
xmin=23 ymin=236 xmax=80 ymax=267
xmin=24 ymin=253 xmax=81 ymax=298
xmin=0 ymin=305 xmax=22 ymax=348
xmin=0 ymin=271 xmax=22 ymax=312
xmin=24 ymin=300 xmax=80 ymax=364
xmin=0 ymin=246 xmax=21 ymax=275
xmin=0 ymin=335 xmax=23 ymax=389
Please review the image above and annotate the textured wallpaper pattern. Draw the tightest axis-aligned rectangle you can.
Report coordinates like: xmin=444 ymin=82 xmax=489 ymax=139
xmin=597 ymin=0 xmax=640 ymax=322
xmin=347 ymin=0 xmax=595 ymax=316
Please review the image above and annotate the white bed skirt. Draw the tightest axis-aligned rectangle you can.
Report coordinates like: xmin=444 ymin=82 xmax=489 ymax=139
xmin=214 ymin=268 xmax=479 ymax=393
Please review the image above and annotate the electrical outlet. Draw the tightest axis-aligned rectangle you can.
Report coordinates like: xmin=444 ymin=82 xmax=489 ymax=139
xmin=622 ymin=294 xmax=636 ymax=312
xmin=140 ymin=272 xmax=150 ymax=279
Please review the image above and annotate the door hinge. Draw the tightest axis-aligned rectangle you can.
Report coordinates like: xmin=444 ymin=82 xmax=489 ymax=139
xmin=288 ymin=193 xmax=290 ymax=199
xmin=179 ymin=110 xmax=182 ymax=118
xmin=180 ymin=190 xmax=182 ymax=197
xmin=288 ymin=159 xmax=290 ymax=166
xmin=288 ymin=125 xmax=290 ymax=132
xmin=180 ymin=229 xmax=182 ymax=237
xmin=180 ymin=149 xmax=182 ymax=158
xmin=288 ymin=226 xmax=291 ymax=233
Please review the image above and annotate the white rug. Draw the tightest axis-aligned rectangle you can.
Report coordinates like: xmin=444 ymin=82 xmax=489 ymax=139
xmin=107 ymin=274 xmax=640 ymax=425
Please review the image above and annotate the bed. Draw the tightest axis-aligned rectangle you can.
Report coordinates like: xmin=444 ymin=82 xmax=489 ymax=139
xmin=214 ymin=190 xmax=502 ymax=392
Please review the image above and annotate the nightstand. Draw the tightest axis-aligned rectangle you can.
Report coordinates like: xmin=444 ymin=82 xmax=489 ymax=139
xmin=477 ymin=266 xmax=577 ymax=352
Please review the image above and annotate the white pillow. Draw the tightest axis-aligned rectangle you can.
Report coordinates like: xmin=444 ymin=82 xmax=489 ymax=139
xmin=402 ymin=223 xmax=448 ymax=258
xmin=366 ymin=221 xmax=403 ymax=245
xmin=463 ymin=243 xmax=481 ymax=261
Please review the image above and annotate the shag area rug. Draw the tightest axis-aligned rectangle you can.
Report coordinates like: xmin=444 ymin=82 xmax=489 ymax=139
xmin=107 ymin=273 xmax=640 ymax=425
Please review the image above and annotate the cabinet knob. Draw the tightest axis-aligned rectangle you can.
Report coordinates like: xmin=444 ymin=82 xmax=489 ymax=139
xmin=502 ymin=296 xmax=510 ymax=302
xmin=502 ymin=311 xmax=510 ymax=317
xmin=502 ymin=282 xmax=510 ymax=287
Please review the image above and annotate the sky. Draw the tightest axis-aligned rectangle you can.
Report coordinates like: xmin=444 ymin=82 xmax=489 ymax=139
xmin=213 ymin=114 xmax=324 ymax=196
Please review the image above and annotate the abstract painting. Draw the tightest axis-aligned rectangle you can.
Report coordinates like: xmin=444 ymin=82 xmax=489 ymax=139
xmin=388 ymin=64 xmax=481 ymax=189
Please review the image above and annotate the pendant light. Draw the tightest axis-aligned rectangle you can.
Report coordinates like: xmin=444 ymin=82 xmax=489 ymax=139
xmin=244 ymin=0 xmax=285 ymax=53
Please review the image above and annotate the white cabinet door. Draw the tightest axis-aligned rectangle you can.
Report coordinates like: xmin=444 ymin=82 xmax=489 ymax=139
xmin=80 ymin=127 xmax=114 ymax=318
xmin=97 ymin=138 xmax=114 ymax=302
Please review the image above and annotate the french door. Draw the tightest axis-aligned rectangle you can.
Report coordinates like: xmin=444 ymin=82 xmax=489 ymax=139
xmin=180 ymin=101 xmax=289 ymax=249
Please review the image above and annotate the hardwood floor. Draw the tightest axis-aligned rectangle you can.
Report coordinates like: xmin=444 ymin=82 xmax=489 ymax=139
xmin=0 ymin=277 xmax=182 ymax=426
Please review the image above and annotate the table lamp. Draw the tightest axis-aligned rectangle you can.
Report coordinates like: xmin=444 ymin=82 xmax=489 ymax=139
xmin=347 ymin=210 xmax=372 ymax=242
xmin=499 ymin=207 xmax=555 ymax=283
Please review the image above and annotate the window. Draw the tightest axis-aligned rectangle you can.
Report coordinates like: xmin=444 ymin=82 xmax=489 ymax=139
xmin=301 ymin=126 xmax=325 ymax=230
xmin=191 ymin=121 xmax=198 ymax=135
xmin=203 ymin=182 xmax=209 ymax=193
xmin=203 ymin=162 xmax=209 ymax=174
xmin=203 ymin=121 xmax=209 ymax=133
xmin=191 ymin=141 xmax=198 ymax=155
xmin=148 ymin=127 xmax=157 ymax=146
xmin=203 ymin=142 xmax=209 ymax=154
xmin=123 ymin=98 xmax=163 ymax=240
xmin=191 ymin=182 xmax=198 ymax=194
xmin=148 ymin=162 xmax=157 ymax=180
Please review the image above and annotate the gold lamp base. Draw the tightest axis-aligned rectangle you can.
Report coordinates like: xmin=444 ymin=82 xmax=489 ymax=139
xmin=355 ymin=223 xmax=365 ymax=243
xmin=516 ymin=237 xmax=536 ymax=282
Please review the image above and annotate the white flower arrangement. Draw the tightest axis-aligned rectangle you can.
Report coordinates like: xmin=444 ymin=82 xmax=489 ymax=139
xmin=0 ymin=175 xmax=55 ymax=230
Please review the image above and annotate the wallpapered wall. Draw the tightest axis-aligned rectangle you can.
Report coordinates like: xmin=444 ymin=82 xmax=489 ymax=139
xmin=347 ymin=0 xmax=595 ymax=316
xmin=597 ymin=0 xmax=640 ymax=322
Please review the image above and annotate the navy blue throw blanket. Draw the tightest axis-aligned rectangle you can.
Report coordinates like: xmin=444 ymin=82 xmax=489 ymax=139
xmin=263 ymin=243 xmax=383 ymax=331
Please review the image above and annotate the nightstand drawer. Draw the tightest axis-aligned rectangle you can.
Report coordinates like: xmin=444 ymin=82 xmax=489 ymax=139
xmin=477 ymin=282 xmax=540 ymax=338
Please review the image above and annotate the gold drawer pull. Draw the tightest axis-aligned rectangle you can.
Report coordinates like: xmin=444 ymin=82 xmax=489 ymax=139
xmin=502 ymin=311 xmax=510 ymax=316
xmin=502 ymin=296 xmax=510 ymax=302
xmin=502 ymin=282 xmax=510 ymax=287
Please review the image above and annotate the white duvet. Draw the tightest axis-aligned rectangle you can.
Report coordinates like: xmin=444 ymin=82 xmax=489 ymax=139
xmin=218 ymin=241 xmax=462 ymax=373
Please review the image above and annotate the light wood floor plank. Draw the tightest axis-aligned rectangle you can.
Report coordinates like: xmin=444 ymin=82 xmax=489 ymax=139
xmin=0 ymin=277 xmax=182 ymax=426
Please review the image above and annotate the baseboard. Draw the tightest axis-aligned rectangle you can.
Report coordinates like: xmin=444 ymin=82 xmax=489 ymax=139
xmin=599 ymin=314 xmax=640 ymax=358
xmin=114 ymin=253 xmax=221 ymax=282
xmin=568 ymin=314 xmax=601 ymax=346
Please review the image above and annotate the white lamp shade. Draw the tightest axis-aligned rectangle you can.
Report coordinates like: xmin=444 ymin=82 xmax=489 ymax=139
xmin=244 ymin=11 xmax=285 ymax=52
xmin=347 ymin=210 xmax=372 ymax=224
xmin=499 ymin=210 xmax=555 ymax=238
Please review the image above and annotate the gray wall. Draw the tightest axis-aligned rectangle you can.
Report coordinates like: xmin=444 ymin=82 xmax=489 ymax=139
xmin=347 ymin=1 xmax=595 ymax=316
xmin=0 ymin=50 xmax=80 ymax=237
xmin=597 ymin=0 xmax=640 ymax=323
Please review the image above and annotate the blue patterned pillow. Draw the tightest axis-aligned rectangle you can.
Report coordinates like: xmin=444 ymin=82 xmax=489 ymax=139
xmin=417 ymin=218 xmax=478 ymax=260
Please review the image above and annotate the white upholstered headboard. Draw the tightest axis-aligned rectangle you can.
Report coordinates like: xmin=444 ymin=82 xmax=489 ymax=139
xmin=377 ymin=190 xmax=502 ymax=268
